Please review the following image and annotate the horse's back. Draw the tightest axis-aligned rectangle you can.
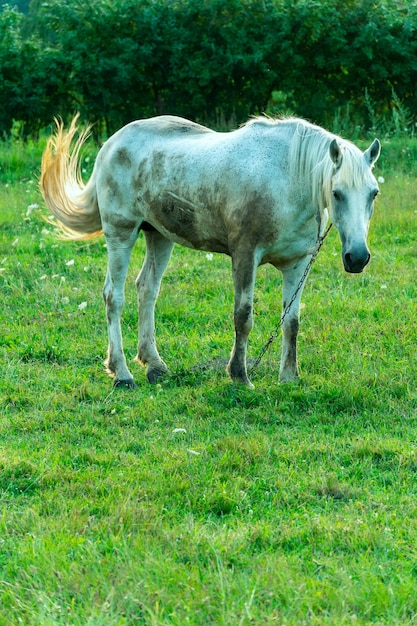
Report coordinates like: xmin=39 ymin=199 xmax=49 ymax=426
xmin=108 ymin=115 xmax=216 ymax=151
xmin=132 ymin=115 xmax=215 ymax=136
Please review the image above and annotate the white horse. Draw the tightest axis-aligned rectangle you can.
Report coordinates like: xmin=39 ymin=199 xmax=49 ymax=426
xmin=40 ymin=115 xmax=380 ymax=388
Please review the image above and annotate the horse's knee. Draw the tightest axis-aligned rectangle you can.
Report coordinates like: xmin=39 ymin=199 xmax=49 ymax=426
xmin=284 ymin=316 xmax=299 ymax=342
xmin=103 ymin=286 xmax=125 ymax=317
xmin=234 ymin=303 xmax=253 ymax=337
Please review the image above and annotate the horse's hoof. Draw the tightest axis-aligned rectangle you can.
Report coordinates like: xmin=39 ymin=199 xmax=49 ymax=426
xmin=114 ymin=378 xmax=137 ymax=389
xmin=279 ymin=374 xmax=300 ymax=384
xmin=146 ymin=367 xmax=168 ymax=384
xmin=232 ymin=378 xmax=255 ymax=389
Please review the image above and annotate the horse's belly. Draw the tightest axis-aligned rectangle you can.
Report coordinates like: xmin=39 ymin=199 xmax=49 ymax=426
xmin=154 ymin=225 xmax=230 ymax=254
xmin=145 ymin=193 xmax=230 ymax=253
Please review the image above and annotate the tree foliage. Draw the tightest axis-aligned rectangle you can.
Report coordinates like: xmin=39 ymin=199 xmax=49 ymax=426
xmin=0 ymin=0 xmax=416 ymax=138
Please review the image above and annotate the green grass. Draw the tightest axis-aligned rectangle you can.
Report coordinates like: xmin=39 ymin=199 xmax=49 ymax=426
xmin=1 ymin=137 xmax=417 ymax=625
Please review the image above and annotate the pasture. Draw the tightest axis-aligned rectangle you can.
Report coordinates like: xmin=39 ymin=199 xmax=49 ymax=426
xmin=1 ymin=136 xmax=417 ymax=625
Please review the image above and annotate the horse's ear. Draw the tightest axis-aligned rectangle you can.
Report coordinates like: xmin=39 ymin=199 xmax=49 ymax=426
xmin=364 ymin=138 xmax=381 ymax=167
xmin=329 ymin=139 xmax=343 ymax=169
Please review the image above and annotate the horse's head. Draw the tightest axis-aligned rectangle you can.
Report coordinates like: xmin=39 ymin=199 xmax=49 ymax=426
xmin=328 ymin=138 xmax=381 ymax=273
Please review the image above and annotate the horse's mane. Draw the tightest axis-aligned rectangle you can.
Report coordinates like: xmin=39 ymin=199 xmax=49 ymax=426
xmin=247 ymin=116 xmax=371 ymax=210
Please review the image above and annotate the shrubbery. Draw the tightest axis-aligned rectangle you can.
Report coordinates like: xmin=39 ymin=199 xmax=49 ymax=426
xmin=0 ymin=0 xmax=416 ymax=138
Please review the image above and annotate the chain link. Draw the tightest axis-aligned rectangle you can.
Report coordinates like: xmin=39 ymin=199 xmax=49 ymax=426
xmin=250 ymin=223 xmax=333 ymax=374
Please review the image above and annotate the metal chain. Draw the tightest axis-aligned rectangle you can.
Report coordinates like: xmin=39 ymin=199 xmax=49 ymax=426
xmin=250 ymin=223 xmax=333 ymax=373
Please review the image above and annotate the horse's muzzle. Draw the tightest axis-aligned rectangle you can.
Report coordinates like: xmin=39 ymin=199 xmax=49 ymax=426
xmin=343 ymin=249 xmax=371 ymax=273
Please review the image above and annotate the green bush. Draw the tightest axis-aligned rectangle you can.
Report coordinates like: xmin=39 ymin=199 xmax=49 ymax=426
xmin=0 ymin=0 xmax=416 ymax=137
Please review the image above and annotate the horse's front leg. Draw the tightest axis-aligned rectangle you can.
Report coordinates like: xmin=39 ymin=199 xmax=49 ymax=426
xmin=134 ymin=230 xmax=174 ymax=383
xmin=227 ymin=248 xmax=259 ymax=388
xmin=279 ymin=257 xmax=311 ymax=382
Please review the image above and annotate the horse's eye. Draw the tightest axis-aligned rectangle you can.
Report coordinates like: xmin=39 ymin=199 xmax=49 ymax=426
xmin=332 ymin=190 xmax=342 ymax=201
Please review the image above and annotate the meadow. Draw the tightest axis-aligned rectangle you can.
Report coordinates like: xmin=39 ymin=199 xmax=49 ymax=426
xmin=0 ymin=133 xmax=417 ymax=625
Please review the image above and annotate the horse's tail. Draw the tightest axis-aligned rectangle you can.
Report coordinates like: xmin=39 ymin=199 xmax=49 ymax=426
xmin=40 ymin=114 xmax=103 ymax=240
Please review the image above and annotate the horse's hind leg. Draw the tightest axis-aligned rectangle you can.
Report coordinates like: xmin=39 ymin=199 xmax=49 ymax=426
xmin=103 ymin=231 xmax=138 ymax=388
xmin=134 ymin=229 xmax=174 ymax=383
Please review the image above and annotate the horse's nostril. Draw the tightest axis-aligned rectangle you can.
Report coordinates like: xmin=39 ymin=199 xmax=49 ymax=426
xmin=344 ymin=252 xmax=355 ymax=271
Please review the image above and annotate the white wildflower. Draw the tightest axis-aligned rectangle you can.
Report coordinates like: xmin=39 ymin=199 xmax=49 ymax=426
xmin=65 ymin=259 xmax=75 ymax=266
xmin=205 ymin=253 xmax=214 ymax=261
xmin=377 ymin=176 xmax=385 ymax=184
xmin=61 ymin=297 xmax=70 ymax=305
xmin=26 ymin=203 xmax=39 ymax=216
xmin=78 ymin=301 xmax=87 ymax=311
xmin=173 ymin=428 xmax=187 ymax=434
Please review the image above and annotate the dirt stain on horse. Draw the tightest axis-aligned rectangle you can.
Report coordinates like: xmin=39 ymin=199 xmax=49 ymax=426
xmin=115 ymin=147 xmax=132 ymax=168
xmin=150 ymin=192 xmax=199 ymax=243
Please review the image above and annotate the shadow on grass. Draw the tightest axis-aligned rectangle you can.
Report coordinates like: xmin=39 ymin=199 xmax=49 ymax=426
xmin=170 ymin=357 xmax=274 ymax=386
xmin=168 ymin=357 xmax=373 ymax=415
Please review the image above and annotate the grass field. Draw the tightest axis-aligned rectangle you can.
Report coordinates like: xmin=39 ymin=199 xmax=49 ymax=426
xmin=1 ymin=134 xmax=417 ymax=625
